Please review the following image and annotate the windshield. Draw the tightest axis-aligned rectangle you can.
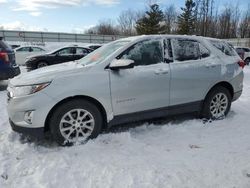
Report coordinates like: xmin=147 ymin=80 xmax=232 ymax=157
xmin=79 ymin=40 xmax=130 ymax=66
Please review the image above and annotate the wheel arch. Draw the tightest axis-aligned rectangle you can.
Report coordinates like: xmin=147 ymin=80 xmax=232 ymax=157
xmin=36 ymin=60 xmax=49 ymax=67
xmin=205 ymin=81 xmax=234 ymax=101
xmin=44 ymin=95 xmax=108 ymax=133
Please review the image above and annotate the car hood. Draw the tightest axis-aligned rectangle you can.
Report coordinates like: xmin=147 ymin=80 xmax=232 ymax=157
xmin=10 ymin=61 xmax=87 ymax=86
xmin=26 ymin=53 xmax=51 ymax=59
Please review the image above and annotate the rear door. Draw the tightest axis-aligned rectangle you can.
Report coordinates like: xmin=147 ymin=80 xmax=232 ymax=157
xmin=169 ymin=38 xmax=221 ymax=106
xmin=74 ymin=47 xmax=90 ymax=60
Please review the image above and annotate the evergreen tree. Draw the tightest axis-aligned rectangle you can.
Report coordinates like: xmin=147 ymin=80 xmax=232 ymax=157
xmin=136 ymin=4 xmax=167 ymax=34
xmin=178 ymin=0 xmax=196 ymax=34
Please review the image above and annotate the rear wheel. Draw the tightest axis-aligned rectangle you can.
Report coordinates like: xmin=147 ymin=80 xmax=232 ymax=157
xmin=201 ymin=86 xmax=232 ymax=120
xmin=37 ymin=61 xmax=48 ymax=69
xmin=49 ymin=99 xmax=103 ymax=146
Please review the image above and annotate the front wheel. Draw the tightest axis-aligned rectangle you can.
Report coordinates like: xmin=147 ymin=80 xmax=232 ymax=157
xmin=201 ymin=86 xmax=232 ymax=120
xmin=37 ymin=61 xmax=48 ymax=69
xmin=49 ymin=99 xmax=103 ymax=146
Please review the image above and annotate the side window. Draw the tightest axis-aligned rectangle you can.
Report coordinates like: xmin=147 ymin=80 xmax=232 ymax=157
xmin=199 ymin=44 xmax=210 ymax=58
xmin=16 ymin=47 xmax=30 ymax=52
xmin=76 ymin=48 xmax=88 ymax=55
xmin=172 ymin=39 xmax=200 ymax=61
xmin=118 ymin=39 xmax=163 ymax=66
xmin=210 ymin=40 xmax=237 ymax=56
xmin=57 ymin=48 xmax=73 ymax=55
xmin=32 ymin=47 xmax=44 ymax=52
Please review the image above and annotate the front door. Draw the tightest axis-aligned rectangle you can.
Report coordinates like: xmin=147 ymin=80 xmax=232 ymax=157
xmin=55 ymin=47 xmax=74 ymax=64
xmin=109 ymin=39 xmax=171 ymax=116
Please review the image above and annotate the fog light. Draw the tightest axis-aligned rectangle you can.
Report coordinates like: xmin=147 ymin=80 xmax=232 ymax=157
xmin=9 ymin=91 xmax=14 ymax=98
xmin=24 ymin=111 xmax=34 ymax=124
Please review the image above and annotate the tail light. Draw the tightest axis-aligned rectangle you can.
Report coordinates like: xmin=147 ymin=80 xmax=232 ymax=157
xmin=0 ymin=52 xmax=9 ymax=64
xmin=238 ymin=60 xmax=245 ymax=69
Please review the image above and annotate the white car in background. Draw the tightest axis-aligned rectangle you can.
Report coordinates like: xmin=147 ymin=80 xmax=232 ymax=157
xmin=14 ymin=46 xmax=46 ymax=65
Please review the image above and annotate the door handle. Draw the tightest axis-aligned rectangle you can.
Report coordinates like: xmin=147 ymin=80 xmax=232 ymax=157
xmin=205 ymin=63 xmax=216 ymax=68
xmin=154 ymin=68 xmax=169 ymax=75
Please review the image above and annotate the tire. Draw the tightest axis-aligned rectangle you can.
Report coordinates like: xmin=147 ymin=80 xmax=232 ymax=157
xmin=201 ymin=86 xmax=232 ymax=120
xmin=49 ymin=99 xmax=103 ymax=146
xmin=37 ymin=61 xmax=48 ymax=69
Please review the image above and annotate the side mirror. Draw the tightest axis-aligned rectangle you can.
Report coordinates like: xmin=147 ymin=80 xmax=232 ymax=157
xmin=109 ymin=59 xmax=135 ymax=70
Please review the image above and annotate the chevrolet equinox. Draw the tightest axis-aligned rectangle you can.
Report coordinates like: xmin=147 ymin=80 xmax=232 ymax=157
xmin=7 ymin=35 xmax=244 ymax=145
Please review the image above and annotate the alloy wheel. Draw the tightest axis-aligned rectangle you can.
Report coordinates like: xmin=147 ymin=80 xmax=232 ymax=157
xmin=59 ymin=109 xmax=95 ymax=143
xmin=209 ymin=93 xmax=228 ymax=119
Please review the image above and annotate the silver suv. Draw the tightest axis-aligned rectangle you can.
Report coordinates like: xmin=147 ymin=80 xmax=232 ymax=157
xmin=7 ymin=35 xmax=244 ymax=145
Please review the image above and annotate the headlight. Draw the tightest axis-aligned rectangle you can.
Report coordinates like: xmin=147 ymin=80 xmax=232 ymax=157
xmin=8 ymin=82 xmax=50 ymax=98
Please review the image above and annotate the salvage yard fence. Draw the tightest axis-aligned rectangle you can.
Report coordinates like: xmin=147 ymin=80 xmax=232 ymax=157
xmin=224 ymin=38 xmax=250 ymax=48
xmin=0 ymin=30 xmax=249 ymax=47
xmin=0 ymin=30 xmax=125 ymax=44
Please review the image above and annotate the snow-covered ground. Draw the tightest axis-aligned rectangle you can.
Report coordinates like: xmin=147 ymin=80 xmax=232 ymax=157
xmin=0 ymin=68 xmax=250 ymax=188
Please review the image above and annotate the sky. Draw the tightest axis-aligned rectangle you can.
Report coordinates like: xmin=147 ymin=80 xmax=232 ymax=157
xmin=0 ymin=0 xmax=249 ymax=33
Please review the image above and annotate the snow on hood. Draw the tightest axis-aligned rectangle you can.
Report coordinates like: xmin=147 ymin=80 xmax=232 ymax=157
xmin=10 ymin=61 xmax=85 ymax=86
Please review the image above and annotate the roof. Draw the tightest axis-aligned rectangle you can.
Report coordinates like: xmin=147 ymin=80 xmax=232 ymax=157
xmin=116 ymin=34 xmax=222 ymax=43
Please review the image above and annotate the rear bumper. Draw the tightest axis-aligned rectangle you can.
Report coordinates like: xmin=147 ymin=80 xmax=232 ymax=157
xmin=0 ymin=66 xmax=20 ymax=80
xmin=232 ymin=90 xmax=242 ymax=102
xmin=10 ymin=119 xmax=44 ymax=139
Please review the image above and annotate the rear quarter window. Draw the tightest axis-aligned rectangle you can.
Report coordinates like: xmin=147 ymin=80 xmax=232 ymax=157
xmin=209 ymin=40 xmax=237 ymax=56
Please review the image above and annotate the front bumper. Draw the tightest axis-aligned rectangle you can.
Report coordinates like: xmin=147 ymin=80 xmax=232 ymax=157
xmin=25 ymin=61 xmax=36 ymax=72
xmin=0 ymin=65 xmax=20 ymax=80
xmin=10 ymin=119 xmax=44 ymax=138
xmin=7 ymin=89 xmax=56 ymax=137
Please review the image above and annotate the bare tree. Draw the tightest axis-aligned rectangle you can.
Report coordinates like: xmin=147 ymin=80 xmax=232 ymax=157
xmin=239 ymin=5 xmax=250 ymax=38
xmin=164 ymin=5 xmax=178 ymax=34
xmin=194 ymin=0 xmax=216 ymax=37
xmin=85 ymin=19 xmax=120 ymax=35
xmin=83 ymin=2 xmax=249 ymax=39
xmin=217 ymin=5 xmax=240 ymax=38
xmin=117 ymin=9 xmax=137 ymax=36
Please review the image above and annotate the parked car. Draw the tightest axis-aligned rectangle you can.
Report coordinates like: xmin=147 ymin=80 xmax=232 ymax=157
xmin=7 ymin=35 xmax=244 ymax=145
xmin=0 ymin=38 xmax=20 ymax=80
xmin=235 ymin=47 xmax=250 ymax=65
xmin=15 ymin=46 xmax=46 ymax=65
xmin=85 ymin=44 xmax=102 ymax=50
xmin=11 ymin=45 xmax=21 ymax=49
xmin=25 ymin=46 xmax=93 ymax=71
